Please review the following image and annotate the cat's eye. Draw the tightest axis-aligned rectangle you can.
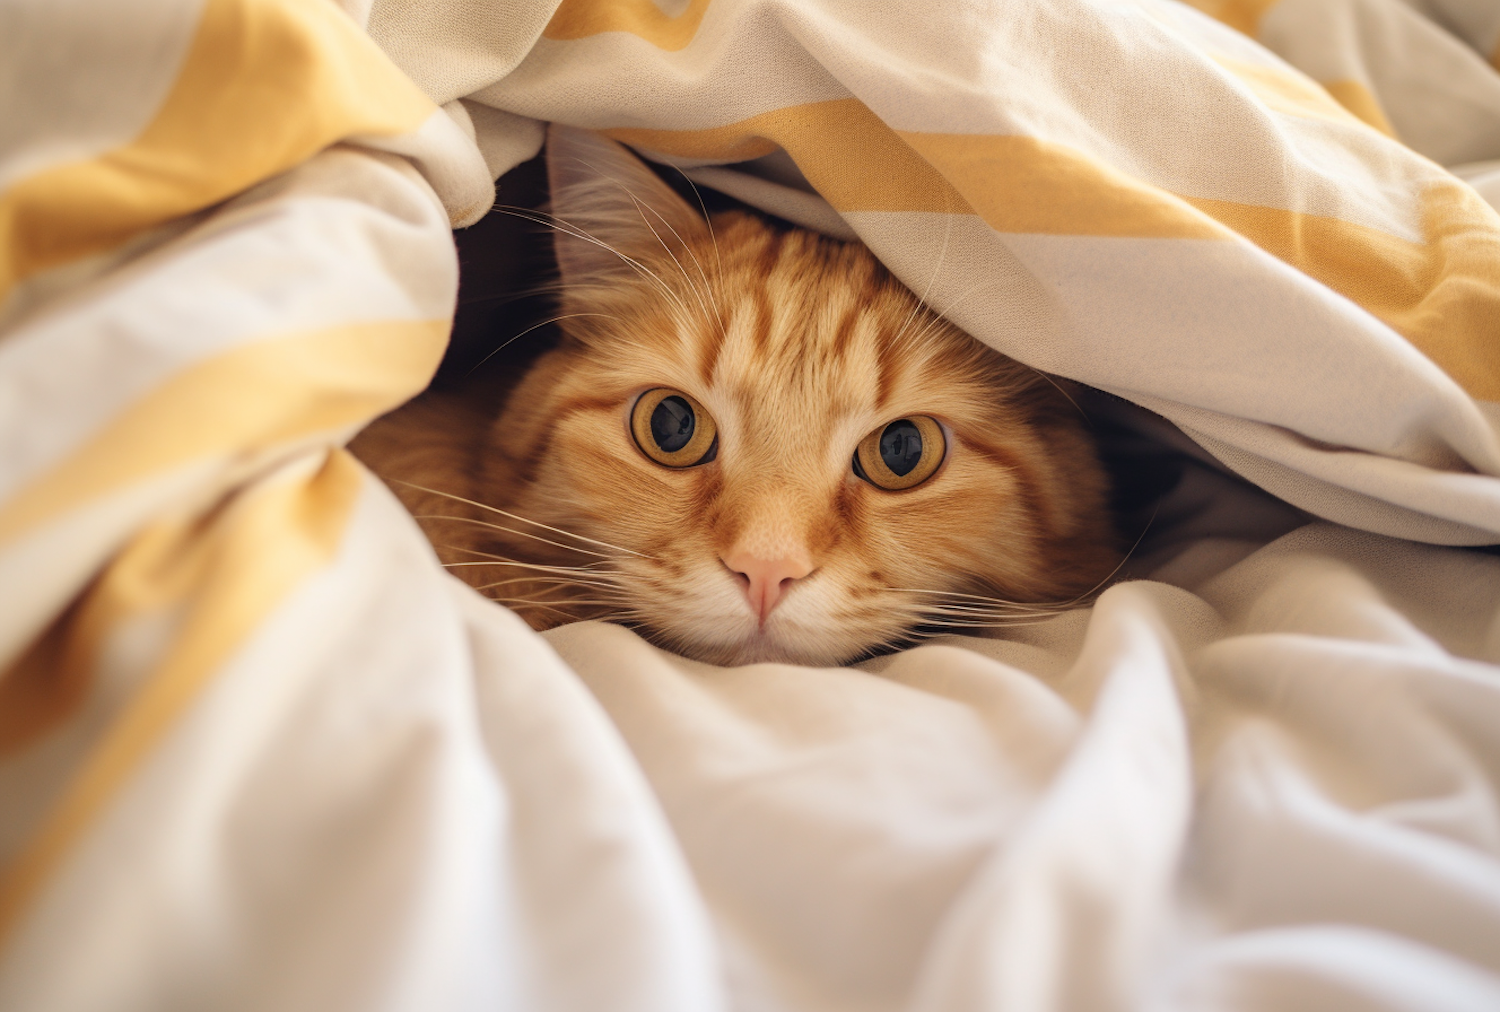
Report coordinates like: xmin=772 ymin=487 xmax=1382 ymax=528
xmin=631 ymin=388 xmax=719 ymax=467
xmin=853 ymin=416 xmax=945 ymax=490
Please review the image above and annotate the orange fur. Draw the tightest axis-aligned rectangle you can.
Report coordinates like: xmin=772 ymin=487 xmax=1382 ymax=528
xmin=355 ymin=126 xmax=1120 ymax=666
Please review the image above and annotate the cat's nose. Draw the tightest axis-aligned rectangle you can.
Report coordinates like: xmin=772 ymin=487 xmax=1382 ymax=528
xmin=722 ymin=549 xmax=813 ymax=623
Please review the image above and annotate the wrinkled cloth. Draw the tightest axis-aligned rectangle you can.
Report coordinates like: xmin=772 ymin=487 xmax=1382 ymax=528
xmin=380 ymin=0 xmax=1500 ymax=543
xmin=3 ymin=1 xmax=1500 ymax=1011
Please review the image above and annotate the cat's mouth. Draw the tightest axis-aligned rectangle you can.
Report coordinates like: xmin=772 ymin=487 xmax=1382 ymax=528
xmin=663 ymin=577 xmax=891 ymax=668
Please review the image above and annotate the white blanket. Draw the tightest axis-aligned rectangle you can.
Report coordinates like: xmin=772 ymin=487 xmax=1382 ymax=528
xmin=2 ymin=1 xmax=1499 ymax=1010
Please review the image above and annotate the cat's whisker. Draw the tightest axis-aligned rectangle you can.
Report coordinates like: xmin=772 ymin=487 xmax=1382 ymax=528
xmin=479 ymin=582 xmax=628 ymax=604
xmin=915 ymin=606 xmax=1065 ymax=621
xmin=621 ymin=197 xmax=707 ymax=323
xmin=889 ymin=281 xmax=935 ymax=352
xmin=450 ymin=284 xmax=566 ymax=307
xmin=667 ymin=222 xmax=728 ymax=339
xmin=487 ymin=597 xmax=594 ymax=622
xmin=897 ymin=595 xmax=1066 ymax=613
xmin=466 ymin=313 xmax=620 ymax=377
xmin=571 ymin=159 xmax=709 ymax=289
xmin=619 ymin=188 xmax=721 ymax=333
xmin=527 ymin=187 xmax=697 ymax=322
xmin=929 ymin=276 xmax=1011 ymax=330
xmin=398 ymin=481 xmax=656 ymax=559
xmin=493 ymin=204 xmax=691 ymax=318
xmin=890 ymin=187 xmax=955 ymax=350
xmin=644 ymin=192 xmax=728 ymax=334
xmin=472 ymin=575 xmax=625 ymax=593
xmin=853 ymin=630 xmax=921 ymax=661
xmin=900 ymin=283 xmax=1085 ymax=430
xmin=900 ymin=308 xmax=944 ymax=350
xmin=606 ymin=621 xmax=667 ymax=650
xmin=551 ymin=160 xmax=724 ymax=342
xmin=915 ymin=613 xmax=1059 ymax=627
xmin=879 ymin=586 xmax=1056 ymax=608
xmin=445 ymin=557 xmax=613 ymax=575
xmin=1025 ymin=364 xmax=1091 ymax=424
xmin=912 ymin=617 xmax=1055 ymax=631
xmin=443 ymin=558 xmax=616 ymax=577
xmin=885 ymin=274 xmax=1018 ymax=358
xmin=928 ymin=619 xmax=1060 ymax=629
xmin=489 ymin=597 xmax=627 ymax=609
xmin=437 ymin=542 xmax=615 ymax=570
xmin=669 ymin=167 xmax=728 ymax=322
xmin=416 ymin=514 xmax=614 ymax=558
xmin=448 ymin=560 xmax=647 ymax=596
xmin=1053 ymin=502 xmax=1158 ymax=608
xmin=475 ymin=573 xmax=624 ymax=585
xmin=906 ymin=602 xmax=1062 ymax=617
xmin=898 ymin=601 xmax=1080 ymax=630
xmin=876 ymin=596 xmax=1071 ymax=629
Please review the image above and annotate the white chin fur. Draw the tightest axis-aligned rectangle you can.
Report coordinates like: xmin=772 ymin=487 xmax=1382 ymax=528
xmin=664 ymin=606 xmax=878 ymax=667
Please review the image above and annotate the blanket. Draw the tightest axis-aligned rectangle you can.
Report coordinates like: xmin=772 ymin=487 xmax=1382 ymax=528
xmin=2 ymin=0 xmax=1499 ymax=1009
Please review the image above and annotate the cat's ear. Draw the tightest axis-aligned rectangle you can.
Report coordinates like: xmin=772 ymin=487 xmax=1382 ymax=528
xmin=546 ymin=123 xmax=709 ymax=288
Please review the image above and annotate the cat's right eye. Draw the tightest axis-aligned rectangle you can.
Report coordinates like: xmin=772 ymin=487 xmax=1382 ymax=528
xmin=631 ymin=388 xmax=719 ymax=468
xmin=853 ymin=416 xmax=945 ymax=490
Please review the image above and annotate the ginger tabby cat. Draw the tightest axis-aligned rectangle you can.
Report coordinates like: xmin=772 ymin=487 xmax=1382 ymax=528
xmin=354 ymin=125 xmax=1121 ymax=666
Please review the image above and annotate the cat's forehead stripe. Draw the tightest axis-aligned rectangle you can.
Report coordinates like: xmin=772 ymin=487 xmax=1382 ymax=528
xmin=875 ymin=336 xmax=900 ymax=413
xmin=757 ymin=227 xmax=788 ymax=281
xmin=694 ymin=299 xmax=727 ymax=386
xmin=827 ymin=297 xmax=862 ymax=366
xmin=650 ymin=212 xmax=1006 ymax=428
xmin=751 ymin=266 xmax=775 ymax=356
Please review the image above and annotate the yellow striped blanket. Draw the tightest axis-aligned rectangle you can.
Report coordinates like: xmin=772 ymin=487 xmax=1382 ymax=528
xmin=3 ymin=0 xmax=1500 ymax=1009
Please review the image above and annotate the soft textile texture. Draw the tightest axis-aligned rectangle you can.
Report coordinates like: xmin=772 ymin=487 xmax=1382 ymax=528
xmin=2 ymin=1 xmax=1500 ymax=1011
xmin=429 ymin=0 xmax=1500 ymax=544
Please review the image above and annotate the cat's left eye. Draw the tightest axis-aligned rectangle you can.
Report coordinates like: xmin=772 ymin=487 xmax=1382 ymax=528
xmin=631 ymin=388 xmax=719 ymax=467
xmin=853 ymin=415 xmax=945 ymax=490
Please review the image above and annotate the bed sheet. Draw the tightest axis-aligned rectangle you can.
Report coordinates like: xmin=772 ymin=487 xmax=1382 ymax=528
xmin=3 ymin=1 xmax=1500 ymax=1010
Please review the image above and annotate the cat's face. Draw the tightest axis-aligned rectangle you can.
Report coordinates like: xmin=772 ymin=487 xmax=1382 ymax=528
xmin=473 ymin=126 xmax=1118 ymax=666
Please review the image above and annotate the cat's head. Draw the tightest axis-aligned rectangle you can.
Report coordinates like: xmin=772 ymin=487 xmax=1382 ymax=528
xmin=475 ymin=125 xmax=1119 ymax=666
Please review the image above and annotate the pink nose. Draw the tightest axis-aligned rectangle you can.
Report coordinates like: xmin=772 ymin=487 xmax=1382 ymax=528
xmin=722 ymin=549 xmax=814 ymax=623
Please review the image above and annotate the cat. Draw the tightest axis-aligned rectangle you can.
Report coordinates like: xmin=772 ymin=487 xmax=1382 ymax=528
xmin=353 ymin=124 xmax=1122 ymax=667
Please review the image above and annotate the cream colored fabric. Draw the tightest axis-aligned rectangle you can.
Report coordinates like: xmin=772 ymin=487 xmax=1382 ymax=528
xmin=1397 ymin=0 xmax=1500 ymax=78
xmin=547 ymin=524 xmax=1500 ymax=1012
xmin=408 ymin=0 xmax=1500 ymax=544
xmin=3 ymin=1 xmax=1500 ymax=1011
xmin=1454 ymin=158 xmax=1500 ymax=207
xmin=1190 ymin=0 xmax=1500 ymax=164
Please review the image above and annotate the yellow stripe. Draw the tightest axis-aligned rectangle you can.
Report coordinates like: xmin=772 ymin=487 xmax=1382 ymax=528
xmin=898 ymin=133 xmax=1225 ymax=239
xmin=611 ymin=98 xmax=1225 ymax=235
xmin=0 ymin=449 xmax=364 ymax=946
xmin=1189 ymin=179 xmax=1500 ymax=400
xmin=1321 ymin=80 xmax=1397 ymax=137
xmin=0 ymin=0 xmax=434 ymax=303
xmin=609 ymin=100 xmax=969 ymax=217
xmin=0 ymin=319 xmax=447 ymax=547
xmin=1190 ymin=6 xmax=1411 ymax=140
xmin=543 ymin=0 xmax=711 ymax=50
xmin=1213 ymin=57 xmax=1396 ymax=139
xmin=1179 ymin=0 xmax=1283 ymax=36
xmin=614 ymin=98 xmax=1500 ymax=399
xmin=1215 ymin=56 xmax=1373 ymax=132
